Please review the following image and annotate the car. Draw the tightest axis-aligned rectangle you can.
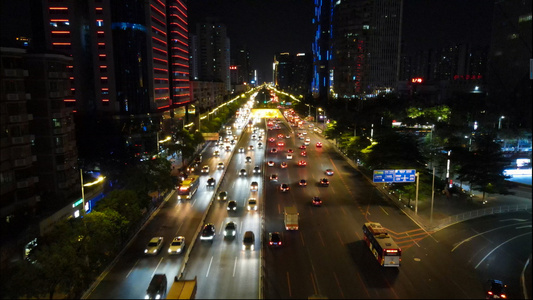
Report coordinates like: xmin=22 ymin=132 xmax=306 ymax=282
xmin=230 ymin=139 xmax=236 ymax=145
xmin=287 ymin=148 xmax=294 ymax=153
xmin=217 ymin=191 xmax=228 ymax=201
xmin=250 ymin=181 xmax=259 ymax=191
xmin=320 ymin=178 xmax=330 ymax=186
xmin=201 ymin=165 xmax=210 ymax=173
xmin=299 ymin=179 xmax=307 ymax=186
xmin=286 ymin=134 xmax=291 ymax=139
xmin=242 ymin=231 xmax=255 ymax=251
xmin=257 ymin=142 xmax=263 ymax=148
xmin=248 ymin=145 xmax=254 ymax=150
xmin=253 ymin=166 xmax=261 ymax=174
xmin=194 ymin=156 xmax=202 ymax=164
xmin=316 ymin=142 xmax=323 ymax=147
xmin=200 ymin=223 xmax=216 ymax=241
xmin=206 ymin=177 xmax=216 ymax=188
xmin=312 ymin=196 xmax=322 ymax=206
xmin=286 ymin=154 xmax=293 ymax=159
xmin=268 ymin=232 xmax=282 ymax=247
xmin=300 ymin=151 xmax=307 ymax=157
xmin=224 ymin=221 xmax=237 ymax=238
xmin=325 ymin=169 xmax=334 ymax=175
xmin=277 ymin=134 xmax=284 ymax=139
xmin=268 ymin=137 xmax=275 ymax=143
xmin=217 ymin=162 xmax=224 ymax=169
xmin=280 ymin=162 xmax=288 ymax=168
xmin=267 ymin=161 xmax=275 ymax=167
xmin=270 ymin=148 xmax=278 ymax=153
xmin=168 ymin=236 xmax=185 ymax=254
xmin=225 ymin=145 xmax=231 ymax=151
xmin=304 ymin=140 xmax=310 ymax=145
xmin=280 ymin=183 xmax=290 ymax=192
xmin=186 ymin=163 xmax=198 ymax=173
xmin=214 ymin=150 xmax=220 ymax=156
xmin=146 ymin=274 xmax=167 ymax=299
xmin=247 ymin=198 xmax=258 ymax=210
xmin=239 ymin=147 xmax=245 ymax=153
xmin=245 ymin=156 xmax=252 ymax=163
xmin=270 ymin=174 xmax=279 ymax=182
xmin=487 ymin=279 xmax=507 ymax=299
xmin=251 ymin=134 xmax=257 ymax=140
xmin=227 ymin=200 xmax=237 ymax=211
xmin=239 ymin=168 xmax=247 ymax=176
xmin=144 ymin=237 xmax=164 ymax=255
xmin=277 ymin=141 xmax=285 ymax=147
xmin=297 ymin=160 xmax=307 ymax=166
xmin=299 ymin=144 xmax=306 ymax=149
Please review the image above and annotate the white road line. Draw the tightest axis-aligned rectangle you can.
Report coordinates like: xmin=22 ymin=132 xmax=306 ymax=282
xmin=475 ymin=232 xmax=532 ymax=269
xmin=206 ymin=256 xmax=214 ymax=277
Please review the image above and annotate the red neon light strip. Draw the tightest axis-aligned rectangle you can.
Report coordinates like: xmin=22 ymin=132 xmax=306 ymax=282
xmin=157 ymin=105 xmax=170 ymax=109
xmin=153 ymin=68 xmax=169 ymax=72
xmin=156 ymin=0 xmax=166 ymax=9
xmin=53 ymin=43 xmax=71 ymax=45
xmin=174 ymin=39 xmax=187 ymax=47
xmin=97 ymin=31 xmax=104 ymax=34
xmin=102 ymin=99 xmax=109 ymax=102
xmin=102 ymin=88 xmax=109 ymax=91
xmin=64 ymin=99 xmax=76 ymax=102
xmin=177 ymin=1 xmax=187 ymax=11
xmin=99 ymin=54 xmax=106 ymax=57
xmin=170 ymin=15 xmax=188 ymax=26
xmin=172 ymin=63 xmax=189 ymax=68
xmin=170 ymin=30 xmax=188 ymax=40
xmin=153 ymin=47 xmax=168 ymax=55
xmin=152 ymin=36 xmax=167 ymax=45
xmin=51 ymin=31 xmax=70 ymax=34
xmin=171 ymin=47 xmax=189 ymax=54
xmin=171 ymin=55 xmax=189 ymax=60
xmin=153 ymin=57 xmax=168 ymax=64
xmin=150 ymin=4 xmax=166 ymax=18
xmin=170 ymin=6 xmax=186 ymax=18
xmin=151 ymin=16 xmax=165 ymax=27
xmin=154 ymin=78 xmax=169 ymax=81
xmin=50 ymin=7 xmax=68 ymax=10
xmin=151 ymin=26 xmax=167 ymax=36
xmin=101 ymin=77 xmax=108 ymax=80
xmin=98 ymin=43 xmax=105 ymax=46
xmin=170 ymin=22 xmax=188 ymax=33
xmin=50 ymin=19 xmax=69 ymax=22
xmin=95 ymin=7 xmax=103 ymax=11
xmin=173 ymin=79 xmax=189 ymax=81
xmin=154 ymin=87 xmax=169 ymax=90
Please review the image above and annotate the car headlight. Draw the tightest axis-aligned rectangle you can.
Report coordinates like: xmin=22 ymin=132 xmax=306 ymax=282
xmin=144 ymin=249 xmax=148 ymax=253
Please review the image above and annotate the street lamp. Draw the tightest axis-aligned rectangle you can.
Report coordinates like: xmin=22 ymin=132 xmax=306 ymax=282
xmin=498 ymin=116 xmax=505 ymax=130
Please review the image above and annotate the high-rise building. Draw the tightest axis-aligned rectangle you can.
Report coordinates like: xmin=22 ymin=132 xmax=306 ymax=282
xmin=487 ymin=0 xmax=532 ymax=128
xmin=313 ymin=0 xmax=402 ymax=100
xmin=191 ymin=20 xmax=231 ymax=92
xmin=274 ymin=52 xmax=293 ymax=91
xmin=312 ymin=0 xmax=334 ymax=102
xmin=39 ymin=0 xmax=191 ymax=159
xmin=333 ymin=0 xmax=370 ymax=98
xmin=1 ymin=47 xmax=79 ymax=223
xmin=366 ymin=0 xmax=403 ymax=95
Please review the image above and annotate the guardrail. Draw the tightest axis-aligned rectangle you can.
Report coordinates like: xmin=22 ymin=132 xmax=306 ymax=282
xmin=432 ymin=204 xmax=533 ymax=231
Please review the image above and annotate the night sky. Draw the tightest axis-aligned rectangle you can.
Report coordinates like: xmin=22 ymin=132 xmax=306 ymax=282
xmin=1 ymin=0 xmax=494 ymax=82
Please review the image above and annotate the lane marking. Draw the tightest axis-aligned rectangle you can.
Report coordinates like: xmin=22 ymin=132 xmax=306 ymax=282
xmin=475 ymin=232 xmax=531 ymax=269
xmin=206 ymin=256 xmax=213 ymax=277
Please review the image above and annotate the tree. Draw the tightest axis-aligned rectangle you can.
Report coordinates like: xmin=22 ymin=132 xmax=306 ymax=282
xmin=456 ymin=134 xmax=512 ymax=201
xmin=95 ymin=189 xmax=144 ymax=224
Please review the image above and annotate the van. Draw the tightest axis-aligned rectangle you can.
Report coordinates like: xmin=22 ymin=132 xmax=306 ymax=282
xmin=242 ymin=231 xmax=255 ymax=251
xmin=146 ymin=274 xmax=167 ymax=299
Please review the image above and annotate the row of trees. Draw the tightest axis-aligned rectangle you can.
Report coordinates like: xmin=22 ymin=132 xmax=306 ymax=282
xmin=1 ymin=94 xmax=253 ymax=299
xmin=288 ymin=91 xmax=514 ymax=203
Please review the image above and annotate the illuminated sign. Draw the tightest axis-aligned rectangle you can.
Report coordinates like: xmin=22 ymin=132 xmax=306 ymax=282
xmin=453 ymin=75 xmax=482 ymax=80
xmin=411 ymin=77 xmax=423 ymax=83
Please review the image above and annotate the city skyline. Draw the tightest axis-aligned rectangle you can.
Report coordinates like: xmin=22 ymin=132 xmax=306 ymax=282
xmin=2 ymin=0 xmax=494 ymax=83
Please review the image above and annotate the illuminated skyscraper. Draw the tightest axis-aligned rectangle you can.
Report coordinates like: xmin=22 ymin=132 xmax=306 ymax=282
xmin=40 ymin=0 xmax=190 ymax=157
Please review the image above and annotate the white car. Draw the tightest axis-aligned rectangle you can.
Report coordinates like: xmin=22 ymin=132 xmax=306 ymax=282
xmin=250 ymin=181 xmax=259 ymax=191
xmin=286 ymin=154 xmax=293 ymax=160
xmin=168 ymin=236 xmax=185 ymax=254
xmin=239 ymin=147 xmax=245 ymax=153
xmin=247 ymin=198 xmax=258 ymax=211
xmin=253 ymin=166 xmax=261 ymax=174
xmin=201 ymin=165 xmax=210 ymax=173
xmin=144 ymin=237 xmax=164 ymax=255
xmin=217 ymin=162 xmax=224 ymax=169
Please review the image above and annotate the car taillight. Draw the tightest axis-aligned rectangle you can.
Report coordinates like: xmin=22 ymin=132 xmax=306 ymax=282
xmin=487 ymin=291 xmax=493 ymax=295
xmin=269 ymin=242 xmax=273 ymax=245
xmin=278 ymin=241 xmax=282 ymax=245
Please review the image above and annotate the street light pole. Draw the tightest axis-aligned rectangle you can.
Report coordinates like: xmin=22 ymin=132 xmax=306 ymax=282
xmin=498 ymin=116 xmax=505 ymax=130
xmin=430 ymin=167 xmax=435 ymax=224
xmin=415 ymin=172 xmax=419 ymax=214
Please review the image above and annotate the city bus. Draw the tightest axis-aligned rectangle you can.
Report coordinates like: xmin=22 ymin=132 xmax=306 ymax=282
xmin=177 ymin=175 xmax=200 ymax=200
xmin=362 ymin=222 xmax=401 ymax=267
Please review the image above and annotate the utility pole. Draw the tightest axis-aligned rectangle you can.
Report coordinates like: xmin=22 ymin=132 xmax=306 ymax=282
xmin=415 ymin=172 xmax=420 ymax=214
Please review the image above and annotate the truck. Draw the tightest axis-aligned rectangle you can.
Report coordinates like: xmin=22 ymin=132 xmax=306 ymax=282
xmin=166 ymin=276 xmax=197 ymax=299
xmin=284 ymin=206 xmax=299 ymax=230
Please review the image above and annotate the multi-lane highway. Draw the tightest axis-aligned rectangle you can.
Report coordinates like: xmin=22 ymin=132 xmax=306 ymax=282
xmin=84 ymin=98 xmax=531 ymax=299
